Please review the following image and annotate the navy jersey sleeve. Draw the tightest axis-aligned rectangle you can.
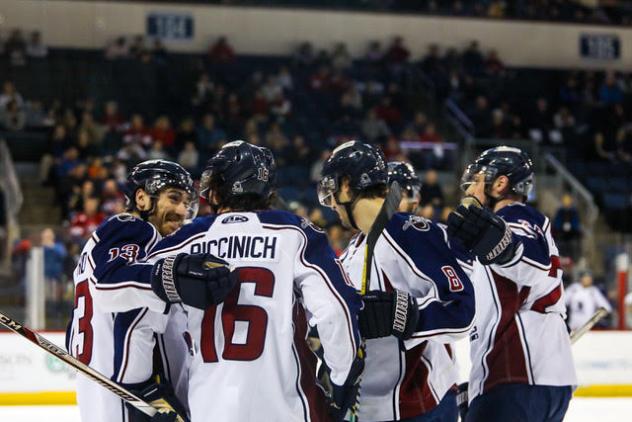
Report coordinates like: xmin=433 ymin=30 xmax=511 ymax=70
xmin=146 ymin=215 xmax=217 ymax=260
xmin=385 ymin=215 xmax=475 ymax=342
xmin=496 ymin=204 xmax=551 ymax=270
xmin=88 ymin=215 xmax=166 ymax=313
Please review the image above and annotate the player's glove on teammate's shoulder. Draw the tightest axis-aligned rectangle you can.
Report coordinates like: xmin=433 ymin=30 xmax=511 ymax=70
xmin=359 ymin=289 xmax=419 ymax=340
xmin=126 ymin=381 xmax=188 ymax=422
xmin=447 ymin=197 xmax=519 ymax=265
xmin=151 ymin=253 xmax=238 ymax=310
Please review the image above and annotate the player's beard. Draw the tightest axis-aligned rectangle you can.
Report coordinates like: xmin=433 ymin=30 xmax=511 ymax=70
xmin=160 ymin=212 xmax=185 ymax=235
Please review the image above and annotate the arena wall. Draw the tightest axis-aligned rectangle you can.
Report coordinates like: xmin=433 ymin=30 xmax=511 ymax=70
xmin=0 ymin=331 xmax=629 ymax=405
xmin=1 ymin=0 xmax=631 ymax=70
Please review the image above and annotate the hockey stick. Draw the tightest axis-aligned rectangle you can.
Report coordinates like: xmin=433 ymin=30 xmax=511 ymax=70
xmin=570 ymin=307 xmax=609 ymax=345
xmin=0 ymin=311 xmax=159 ymax=417
xmin=360 ymin=181 xmax=402 ymax=295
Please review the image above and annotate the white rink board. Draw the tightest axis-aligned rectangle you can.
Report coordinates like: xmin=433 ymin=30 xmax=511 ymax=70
xmin=2 ymin=399 xmax=632 ymax=422
xmin=0 ymin=332 xmax=76 ymax=393
xmin=0 ymin=331 xmax=631 ymax=396
xmin=453 ymin=331 xmax=632 ymax=385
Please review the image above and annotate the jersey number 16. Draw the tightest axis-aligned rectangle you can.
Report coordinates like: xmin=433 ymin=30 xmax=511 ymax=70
xmin=201 ymin=267 xmax=275 ymax=362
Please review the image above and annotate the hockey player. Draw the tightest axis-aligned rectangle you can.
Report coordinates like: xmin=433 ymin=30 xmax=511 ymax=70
xmin=447 ymin=146 xmax=576 ymax=422
xmin=318 ymin=141 xmax=475 ymax=422
xmin=147 ymin=140 xmax=363 ymax=422
xmin=67 ymin=160 xmax=236 ymax=422
xmin=387 ymin=161 xmax=421 ymax=214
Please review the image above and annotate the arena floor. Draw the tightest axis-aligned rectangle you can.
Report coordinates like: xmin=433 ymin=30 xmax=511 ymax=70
xmin=0 ymin=398 xmax=631 ymax=421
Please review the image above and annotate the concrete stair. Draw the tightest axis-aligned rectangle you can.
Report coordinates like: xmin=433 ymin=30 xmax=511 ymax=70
xmin=14 ymin=163 xmax=62 ymax=226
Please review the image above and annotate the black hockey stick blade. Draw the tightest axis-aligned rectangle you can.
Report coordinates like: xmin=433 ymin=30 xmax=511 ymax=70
xmin=0 ymin=311 xmax=158 ymax=417
xmin=360 ymin=181 xmax=401 ymax=295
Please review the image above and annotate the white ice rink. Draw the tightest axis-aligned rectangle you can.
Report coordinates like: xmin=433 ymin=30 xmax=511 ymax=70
xmin=0 ymin=398 xmax=631 ymax=422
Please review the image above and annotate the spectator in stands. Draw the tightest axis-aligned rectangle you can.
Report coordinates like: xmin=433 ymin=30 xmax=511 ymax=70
xmin=419 ymin=122 xmax=442 ymax=143
xmin=565 ymin=271 xmax=612 ymax=331
xmin=485 ymin=49 xmax=504 ymax=75
xmin=599 ymin=72 xmax=624 ymax=105
xmin=129 ymin=35 xmax=146 ymax=58
xmin=151 ymin=115 xmax=176 ymax=150
xmin=0 ymin=81 xmax=24 ymax=111
xmin=528 ymin=97 xmax=561 ymax=144
xmin=462 ymin=40 xmax=484 ymax=76
xmin=177 ymin=141 xmax=199 ymax=173
xmin=26 ymin=31 xmax=48 ymax=58
xmin=101 ymin=100 xmax=124 ymax=132
xmin=6 ymin=29 xmax=27 ymax=66
xmin=361 ymin=108 xmax=391 ymax=143
xmin=41 ymin=228 xmax=67 ymax=314
xmin=374 ymin=96 xmax=402 ymax=128
xmin=69 ymin=197 xmax=104 ymax=241
xmin=420 ymin=169 xmax=444 ymax=208
xmin=79 ymin=110 xmax=103 ymax=142
xmin=331 ymin=42 xmax=352 ymax=70
xmin=196 ymin=113 xmax=226 ymax=156
xmin=0 ymin=99 xmax=26 ymax=131
xmin=327 ymin=223 xmax=346 ymax=257
xmin=25 ymin=100 xmax=52 ymax=128
xmin=552 ymin=193 xmax=582 ymax=261
xmin=192 ymin=72 xmax=215 ymax=109
xmin=365 ymin=40 xmax=383 ymax=64
xmin=291 ymin=135 xmax=314 ymax=168
xmin=617 ymin=122 xmax=632 ymax=162
xmin=123 ymin=114 xmax=152 ymax=147
xmin=385 ymin=36 xmax=410 ymax=65
xmin=208 ymin=36 xmax=235 ymax=64
xmin=292 ymin=41 xmax=315 ymax=67
xmin=104 ymin=36 xmax=129 ymax=60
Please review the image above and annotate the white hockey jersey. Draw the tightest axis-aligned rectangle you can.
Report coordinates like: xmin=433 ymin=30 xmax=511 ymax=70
xmin=340 ymin=213 xmax=475 ymax=421
xmin=147 ymin=210 xmax=361 ymax=422
xmin=66 ymin=214 xmax=184 ymax=422
xmin=468 ymin=203 xmax=577 ymax=402
xmin=565 ymin=283 xmax=612 ymax=331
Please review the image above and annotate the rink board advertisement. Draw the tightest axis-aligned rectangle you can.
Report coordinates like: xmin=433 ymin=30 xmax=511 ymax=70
xmin=0 ymin=331 xmax=631 ymax=404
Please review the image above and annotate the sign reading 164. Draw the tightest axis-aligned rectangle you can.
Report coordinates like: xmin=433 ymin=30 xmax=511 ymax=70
xmin=147 ymin=13 xmax=194 ymax=40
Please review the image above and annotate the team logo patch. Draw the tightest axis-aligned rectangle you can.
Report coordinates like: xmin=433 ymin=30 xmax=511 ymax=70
xmin=222 ymin=215 xmax=249 ymax=224
xmin=402 ymin=215 xmax=430 ymax=232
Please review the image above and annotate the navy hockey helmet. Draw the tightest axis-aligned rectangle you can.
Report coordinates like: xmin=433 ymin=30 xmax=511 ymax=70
xmin=124 ymin=159 xmax=197 ymax=218
xmin=317 ymin=141 xmax=388 ymax=208
xmin=387 ymin=161 xmax=421 ymax=202
xmin=460 ymin=146 xmax=534 ymax=198
xmin=200 ymin=140 xmax=276 ymax=201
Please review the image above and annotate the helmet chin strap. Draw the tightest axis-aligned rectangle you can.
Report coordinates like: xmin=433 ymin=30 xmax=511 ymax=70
xmin=138 ymin=197 xmax=157 ymax=222
xmin=335 ymin=191 xmax=361 ymax=231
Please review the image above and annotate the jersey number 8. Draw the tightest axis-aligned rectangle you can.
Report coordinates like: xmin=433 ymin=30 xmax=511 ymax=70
xmin=201 ymin=267 xmax=275 ymax=362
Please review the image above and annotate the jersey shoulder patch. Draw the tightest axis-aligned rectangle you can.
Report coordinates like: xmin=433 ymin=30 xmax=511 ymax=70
xmin=497 ymin=203 xmax=546 ymax=229
xmin=95 ymin=214 xmax=154 ymax=246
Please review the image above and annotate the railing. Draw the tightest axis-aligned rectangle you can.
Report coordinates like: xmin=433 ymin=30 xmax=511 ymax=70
xmin=0 ymin=140 xmax=23 ymax=272
xmin=543 ymin=153 xmax=599 ymax=264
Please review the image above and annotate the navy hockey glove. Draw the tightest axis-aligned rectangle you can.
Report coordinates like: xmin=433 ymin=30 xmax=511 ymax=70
xmin=359 ymin=290 xmax=419 ymax=340
xmin=329 ymin=344 xmax=365 ymax=422
xmin=151 ymin=253 xmax=238 ymax=310
xmin=447 ymin=198 xmax=518 ymax=265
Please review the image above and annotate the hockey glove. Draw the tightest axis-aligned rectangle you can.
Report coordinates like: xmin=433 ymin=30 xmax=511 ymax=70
xmin=151 ymin=253 xmax=238 ymax=310
xmin=329 ymin=344 xmax=365 ymax=422
xmin=447 ymin=198 xmax=518 ymax=265
xmin=359 ymin=290 xmax=419 ymax=340
xmin=127 ymin=382 xmax=188 ymax=422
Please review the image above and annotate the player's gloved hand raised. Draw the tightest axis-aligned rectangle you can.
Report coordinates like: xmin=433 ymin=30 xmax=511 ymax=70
xmin=447 ymin=196 xmax=518 ymax=265
xmin=151 ymin=253 xmax=238 ymax=310
xmin=127 ymin=382 xmax=188 ymax=422
xmin=359 ymin=290 xmax=419 ymax=340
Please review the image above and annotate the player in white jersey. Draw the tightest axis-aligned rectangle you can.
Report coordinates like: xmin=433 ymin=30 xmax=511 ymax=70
xmin=67 ymin=160 xmax=234 ymax=422
xmin=447 ymin=147 xmax=577 ymax=422
xmin=147 ymin=140 xmax=363 ymax=422
xmin=318 ymin=142 xmax=475 ymax=422
xmin=565 ymin=271 xmax=611 ymax=331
